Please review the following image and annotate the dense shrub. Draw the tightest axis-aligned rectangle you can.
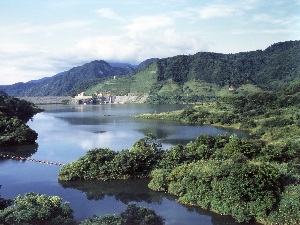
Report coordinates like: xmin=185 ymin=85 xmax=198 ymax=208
xmin=58 ymin=148 xmax=117 ymax=181
xmin=59 ymin=134 xmax=164 ymax=181
xmin=267 ymin=185 xmax=300 ymax=224
xmin=153 ymin=159 xmax=283 ymax=222
xmin=0 ymin=116 xmax=38 ymax=146
xmin=0 ymin=94 xmax=42 ymax=146
xmin=0 ymin=192 xmax=74 ymax=225
xmin=79 ymin=203 xmax=164 ymax=225
xmin=59 ymin=132 xmax=299 ymax=224
xmin=148 ymin=169 xmax=169 ymax=192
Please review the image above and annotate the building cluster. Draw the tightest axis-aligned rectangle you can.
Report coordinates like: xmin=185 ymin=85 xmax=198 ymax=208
xmin=74 ymin=91 xmax=114 ymax=104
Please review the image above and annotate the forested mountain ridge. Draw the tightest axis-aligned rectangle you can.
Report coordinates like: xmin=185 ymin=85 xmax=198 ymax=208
xmin=0 ymin=60 xmax=136 ymax=96
xmin=1 ymin=40 xmax=299 ymax=98
xmin=155 ymin=40 xmax=300 ymax=88
xmin=83 ymin=40 xmax=300 ymax=103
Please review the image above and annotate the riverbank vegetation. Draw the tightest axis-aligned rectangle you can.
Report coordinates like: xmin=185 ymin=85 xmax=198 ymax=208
xmin=0 ymin=94 xmax=43 ymax=146
xmin=0 ymin=192 xmax=75 ymax=225
xmin=80 ymin=203 xmax=164 ymax=225
xmin=136 ymin=79 xmax=300 ymax=145
xmin=58 ymin=82 xmax=300 ymax=223
xmin=58 ymin=132 xmax=299 ymax=223
xmin=0 ymin=191 xmax=164 ymax=225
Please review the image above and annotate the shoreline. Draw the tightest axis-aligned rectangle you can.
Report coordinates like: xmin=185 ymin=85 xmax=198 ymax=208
xmin=17 ymin=96 xmax=71 ymax=105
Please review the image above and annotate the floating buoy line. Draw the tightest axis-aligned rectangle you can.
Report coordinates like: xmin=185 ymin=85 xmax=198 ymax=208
xmin=0 ymin=153 xmax=65 ymax=166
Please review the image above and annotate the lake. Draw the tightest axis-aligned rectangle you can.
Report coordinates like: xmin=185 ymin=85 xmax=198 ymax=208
xmin=0 ymin=104 xmax=255 ymax=225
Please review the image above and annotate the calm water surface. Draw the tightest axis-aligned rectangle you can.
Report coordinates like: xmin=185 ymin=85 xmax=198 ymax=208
xmin=0 ymin=104 xmax=255 ymax=225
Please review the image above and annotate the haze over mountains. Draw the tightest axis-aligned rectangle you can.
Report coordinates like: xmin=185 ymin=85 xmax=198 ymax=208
xmin=0 ymin=40 xmax=299 ymax=99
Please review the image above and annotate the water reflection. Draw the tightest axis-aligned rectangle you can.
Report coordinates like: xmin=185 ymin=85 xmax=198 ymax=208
xmin=0 ymin=143 xmax=38 ymax=158
xmin=59 ymin=179 xmax=255 ymax=225
xmin=1 ymin=104 xmax=254 ymax=225
xmin=60 ymin=179 xmax=163 ymax=204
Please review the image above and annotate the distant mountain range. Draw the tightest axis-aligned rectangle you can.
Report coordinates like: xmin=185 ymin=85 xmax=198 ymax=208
xmin=1 ymin=40 xmax=299 ymax=99
xmin=0 ymin=59 xmax=158 ymax=96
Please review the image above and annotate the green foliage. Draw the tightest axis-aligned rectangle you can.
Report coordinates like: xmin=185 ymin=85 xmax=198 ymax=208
xmin=58 ymin=148 xmax=117 ymax=181
xmin=79 ymin=203 xmax=164 ymax=225
xmin=160 ymin=159 xmax=282 ymax=222
xmin=68 ymin=78 xmax=103 ymax=97
xmin=148 ymin=169 xmax=169 ymax=192
xmin=80 ymin=214 xmax=121 ymax=225
xmin=1 ymin=60 xmax=135 ymax=96
xmin=59 ymin=134 xmax=164 ymax=181
xmin=0 ymin=94 xmax=42 ymax=146
xmin=267 ymin=185 xmax=300 ymax=225
xmin=0 ymin=192 xmax=75 ymax=225
xmin=146 ymin=133 xmax=299 ymax=224
xmin=156 ymin=41 xmax=299 ymax=90
xmin=2 ymin=41 xmax=300 ymax=101
xmin=0 ymin=94 xmax=42 ymax=122
xmin=0 ymin=116 xmax=38 ymax=146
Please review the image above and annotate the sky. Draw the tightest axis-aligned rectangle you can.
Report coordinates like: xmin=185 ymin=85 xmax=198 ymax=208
xmin=0 ymin=0 xmax=299 ymax=85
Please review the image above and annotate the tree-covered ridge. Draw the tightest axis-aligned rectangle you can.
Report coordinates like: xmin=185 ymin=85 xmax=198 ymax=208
xmin=0 ymin=60 xmax=136 ymax=96
xmin=142 ymin=40 xmax=300 ymax=103
xmin=85 ymin=40 xmax=300 ymax=104
xmin=0 ymin=94 xmax=42 ymax=146
xmin=0 ymin=59 xmax=158 ymax=97
xmin=1 ymin=40 xmax=299 ymax=101
xmin=156 ymin=40 xmax=300 ymax=88
xmin=137 ymin=78 xmax=300 ymax=144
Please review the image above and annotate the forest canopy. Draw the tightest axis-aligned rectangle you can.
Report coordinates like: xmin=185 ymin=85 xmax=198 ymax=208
xmin=0 ymin=94 xmax=43 ymax=146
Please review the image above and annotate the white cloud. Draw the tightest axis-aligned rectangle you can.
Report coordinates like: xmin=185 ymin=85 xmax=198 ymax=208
xmin=1 ymin=0 xmax=299 ymax=85
xmin=188 ymin=0 xmax=260 ymax=20
xmin=196 ymin=4 xmax=240 ymax=19
xmin=125 ymin=15 xmax=174 ymax=33
xmin=95 ymin=8 xmax=123 ymax=21
xmin=74 ymin=26 xmax=208 ymax=64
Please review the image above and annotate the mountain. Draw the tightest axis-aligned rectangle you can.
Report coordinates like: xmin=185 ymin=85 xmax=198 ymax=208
xmin=108 ymin=62 xmax=138 ymax=69
xmin=82 ymin=40 xmax=300 ymax=104
xmin=155 ymin=40 xmax=300 ymax=89
xmin=136 ymin=58 xmax=159 ymax=71
xmin=1 ymin=40 xmax=299 ymax=99
xmin=0 ymin=60 xmax=136 ymax=96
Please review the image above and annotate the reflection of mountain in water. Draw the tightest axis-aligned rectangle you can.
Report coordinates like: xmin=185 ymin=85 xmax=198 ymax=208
xmin=60 ymin=179 xmax=253 ymax=225
xmin=59 ymin=179 xmax=165 ymax=204
xmin=0 ymin=144 xmax=38 ymax=158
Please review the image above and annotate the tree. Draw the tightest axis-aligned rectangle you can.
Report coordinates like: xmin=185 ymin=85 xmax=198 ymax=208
xmin=79 ymin=203 xmax=164 ymax=225
xmin=0 ymin=192 xmax=75 ymax=225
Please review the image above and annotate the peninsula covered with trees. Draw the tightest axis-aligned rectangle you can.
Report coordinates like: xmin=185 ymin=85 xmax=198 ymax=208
xmin=0 ymin=94 xmax=43 ymax=146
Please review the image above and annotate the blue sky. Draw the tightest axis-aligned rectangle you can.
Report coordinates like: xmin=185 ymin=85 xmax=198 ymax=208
xmin=0 ymin=0 xmax=299 ymax=85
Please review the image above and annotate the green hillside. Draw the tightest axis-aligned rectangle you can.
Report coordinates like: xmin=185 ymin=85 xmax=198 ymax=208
xmin=85 ymin=62 xmax=158 ymax=96
xmin=0 ymin=61 xmax=135 ymax=97
xmin=83 ymin=40 xmax=300 ymax=104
